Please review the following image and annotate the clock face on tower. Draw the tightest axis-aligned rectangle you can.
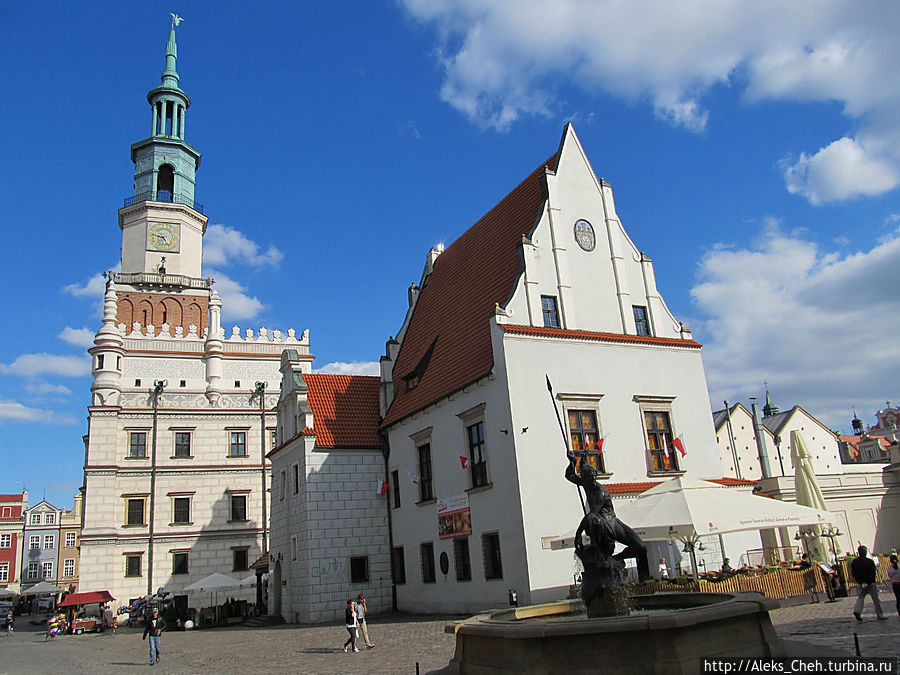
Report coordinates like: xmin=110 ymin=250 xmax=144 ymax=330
xmin=147 ymin=222 xmax=181 ymax=252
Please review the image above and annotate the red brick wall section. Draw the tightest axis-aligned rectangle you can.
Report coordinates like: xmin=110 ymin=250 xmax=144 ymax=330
xmin=117 ymin=292 xmax=209 ymax=336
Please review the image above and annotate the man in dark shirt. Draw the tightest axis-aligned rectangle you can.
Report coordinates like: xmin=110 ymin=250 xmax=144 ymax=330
xmin=142 ymin=609 xmax=166 ymax=665
xmin=850 ymin=546 xmax=885 ymax=621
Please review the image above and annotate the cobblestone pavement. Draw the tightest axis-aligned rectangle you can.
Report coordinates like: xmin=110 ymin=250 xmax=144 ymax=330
xmin=1 ymin=588 xmax=897 ymax=674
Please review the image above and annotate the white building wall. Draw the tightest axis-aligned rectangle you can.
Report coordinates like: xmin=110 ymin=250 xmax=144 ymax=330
xmin=715 ymin=406 xmax=779 ymax=481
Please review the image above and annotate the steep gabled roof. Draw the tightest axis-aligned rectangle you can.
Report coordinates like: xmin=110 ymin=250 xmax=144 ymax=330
xmin=382 ymin=152 xmax=559 ymax=428
xmin=302 ymin=374 xmax=384 ymax=449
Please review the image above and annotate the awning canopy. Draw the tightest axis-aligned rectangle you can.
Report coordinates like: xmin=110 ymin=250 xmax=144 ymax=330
xmin=58 ymin=591 xmax=115 ymax=607
xmin=183 ymin=572 xmax=242 ymax=592
xmin=250 ymin=553 xmax=269 ymax=572
xmin=22 ymin=581 xmax=65 ymax=595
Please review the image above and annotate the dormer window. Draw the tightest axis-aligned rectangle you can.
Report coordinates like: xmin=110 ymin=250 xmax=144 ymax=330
xmin=402 ymin=337 xmax=437 ymax=393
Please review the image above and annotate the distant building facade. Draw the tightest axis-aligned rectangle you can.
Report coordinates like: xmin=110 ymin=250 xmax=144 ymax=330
xmin=78 ymin=24 xmax=302 ymax=604
xmin=58 ymin=492 xmax=83 ymax=592
xmin=0 ymin=492 xmax=27 ymax=592
xmin=21 ymin=501 xmax=63 ymax=590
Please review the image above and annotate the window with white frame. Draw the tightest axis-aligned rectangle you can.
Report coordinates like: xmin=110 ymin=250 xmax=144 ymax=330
xmin=30 ymin=513 xmax=41 ymax=525
xmin=45 ymin=513 xmax=56 ymax=525
xmin=41 ymin=561 xmax=53 ymax=579
xmin=43 ymin=534 xmax=55 ymax=549
xmin=27 ymin=562 xmax=39 ymax=579
xmin=65 ymin=532 xmax=76 ymax=548
xmin=0 ymin=563 xmax=8 ymax=582
xmin=0 ymin=533 xmax=10 ymax=548
xmin=63 ymin=559 xmax=75 ymax=577
xmin=1 ymin=506 xmax=10 ymax=518
xmin=458 ymin=404 xmax=489 ymax=489
xmin=29 ymin=535 xmax=40 ymax=550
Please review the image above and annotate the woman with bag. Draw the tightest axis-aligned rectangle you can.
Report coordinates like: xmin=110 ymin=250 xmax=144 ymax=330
xmin=342 ymin=599 xmax=359 ymax=652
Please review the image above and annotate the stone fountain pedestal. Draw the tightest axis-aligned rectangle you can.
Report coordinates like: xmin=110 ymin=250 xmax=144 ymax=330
xmin=444 ymin=592 xmax=785 ymax=675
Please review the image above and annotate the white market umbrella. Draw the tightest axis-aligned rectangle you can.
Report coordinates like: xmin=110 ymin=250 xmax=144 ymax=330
xmin=0 ymin=587 xmax=17 ymax=597
xmin=792 ymin=430 xmax=830 ymax=562
xmin=22 ymin=581 xmax=64 ymax=595
xmin=238 ymin=575 xmax=256 ymax=588
xmin=550 ymin=476 xmax=835 ymax=574
xmin=184 ymin=573 xmax=242 ymax=620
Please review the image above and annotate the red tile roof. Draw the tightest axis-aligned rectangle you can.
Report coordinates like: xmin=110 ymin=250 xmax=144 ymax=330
xmin=607 ymin=477 xmax=756 ymax=495
xmin=59 ymin=590 xmax=115 ymax=607
xmin=302 ymin=373 xmax=384 ymax=449
xmin=501 ymin=325 xmax=702 ymax=348
xmin=840 ymin=434 xmax=890 ymax=459
xmin=0 ymin=494 xmax=25 ymax=502
xmin=382 ymin=153 xmax=559 ymax=428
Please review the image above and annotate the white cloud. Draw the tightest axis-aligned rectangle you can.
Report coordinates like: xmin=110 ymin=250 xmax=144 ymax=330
xmin=402 ymin=0 xmax=900 ymax=202
xmin=25 ymin=381 xmax=73 ymax=397
xmin=0 ymin=353 xmax=91 ymax=378
xmin=0 ymin=400 xmax=77 ymax=425
xmin=203 ymin=224 xmax=284 ymax=268
xmin=314 ymin=361 xmax=380 ymax=376
xmin=58 ymin=326 xmax=94 ymax=348
xmin=63 ymin=272 xmax=107 ymax=297
xmin=207 ymin=269 xmax=266 ymax=321
xmin=691 ymin=224 xmax=900 ymax=428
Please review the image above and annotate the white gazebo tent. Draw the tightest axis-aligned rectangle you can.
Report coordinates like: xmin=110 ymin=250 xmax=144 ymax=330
xmin=552 ymin=477 xmax=836 ymax=575
xmin=183 ymin=573 xmax=242 ymax=623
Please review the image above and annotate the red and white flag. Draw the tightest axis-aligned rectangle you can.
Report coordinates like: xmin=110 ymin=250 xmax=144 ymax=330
xmin=672 ymin=435 xmax=687 ymax=457
xmin=459 ymin=456 xmax=469 ymax=469
xmin=407 ymin=471 xmax=418 ymax=484
xmin=596 ymin=434 xmax=607 ymax=454
xmin=663 ymin=436 xmax=670 ymax=459
xmin=376 ymin=480 xmax=388 ymax=497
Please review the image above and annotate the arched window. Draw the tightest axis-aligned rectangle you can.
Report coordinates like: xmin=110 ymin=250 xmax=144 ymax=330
xmin=157 ymin=164 xmax=174 ymax=202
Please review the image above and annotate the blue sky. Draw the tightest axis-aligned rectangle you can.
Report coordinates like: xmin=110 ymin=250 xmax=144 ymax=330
xmin=2 ymin=1 xmax=899 ymax=508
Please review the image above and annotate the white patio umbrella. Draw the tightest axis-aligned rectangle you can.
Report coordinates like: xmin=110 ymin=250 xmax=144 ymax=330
xmin=21 ymin=581 xmax=64 ymax=595
xmin=792 ymin=430 xmax=829 ymax=562
xmin=238 ymin=574 xmax=256 ymax=588
xmin=550 ymin=476 xmax=835 ymax=575
xmin=183 ymin=573 xmax=242 ymax=620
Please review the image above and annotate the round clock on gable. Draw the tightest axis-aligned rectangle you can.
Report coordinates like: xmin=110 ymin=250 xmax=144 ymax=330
xmin=146 ymin=222 xmax=181 ymax=253
xmin=574 ymin=219 xmax=595 ymax=251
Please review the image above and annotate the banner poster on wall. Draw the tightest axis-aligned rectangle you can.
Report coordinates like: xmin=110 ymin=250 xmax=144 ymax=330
xmin=437 ymin=493 xmax=472 ymax=540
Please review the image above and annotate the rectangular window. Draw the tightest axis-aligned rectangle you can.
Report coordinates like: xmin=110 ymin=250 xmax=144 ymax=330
xmin=280 ymin=471 xmax=286 ymax=501
xmin=174 ymin=432 xmax=192 ymax=458
xmin=633 ymin=305 xmax=651 ymax=336
xmin=126 ymin=498 xmax=145 ymax=526
xmin=65 ymin=532 xmax=76 ymax=548
xmin=291 ymin=536 xmax=298 ymax=561
xmin=292 ymin=464 xmax=299 ymax=495
xmin=43 ymin=534 xmax=55 ymax=549
xmin=29 ymin=535 xmax=40 ymax=550
xmin=172 ymin=552 xmax=189 ymax=575
xmin=45 ymin=513 xmax=56 ymax=525
xmin=41 ymin=562 xmax=53 ymax=579
xmin=467 ymin=421 xmax=488 ymax=488
xmin=229 ymin=431 xmax=247 ymax=457
xmin=391 ymin=469 xmax=401 ymax=508
xmin=418 ymin=443 xmax=434 ymax=502
xmin=230 ymin=495 xmax=248 ymax=522
xmin=482 ymin=532 xmax=503 ymax=580
xmin=568 ymin=409 xmax=605 ymax=473
xmin=63 ymin=559 xmax=75 ymax=577
xmin=27 ymin=562 xmax=39 ymax=579
xmin=270 ymin=429 xmax=278 ymax=451
xmin=173 ymin=497 xmax=191 ymax=524
xmin=0 ymin=563 xmax=8 ymax=582
xmin=233 ymin=548 xmax=249 ymax=572
xmin=454 ymin=538 xmax=472 ymax=581
xmin=390 ymin=548 xmax=406 ymax=585
xmin=644 ymin=410 xmax=679 ymax=472
xmin=541 ymin=295 xmax=560 ymax=328
xmin=129 ymin=432 xmax=147 ymax=458
xmin=0 ymin=534 xmax=10 ymax=548
xmin=30 ymin=513 xmax=41 ymax=525
xmin=350 ymin=555 xmax=370 ymax=583
xmin=125 ymin=555 xmax=142 ymax=577
xmin=420 ymin=542 xmax=436 ymax=584
xmin=1 ymin=506 xmax=10 ymax=518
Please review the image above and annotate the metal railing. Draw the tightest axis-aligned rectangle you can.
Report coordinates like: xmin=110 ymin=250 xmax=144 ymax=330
xmin=113 ymin=272 xmax=212 ymax=290
xmin=123 ymin=190 xmax=204 ymax=214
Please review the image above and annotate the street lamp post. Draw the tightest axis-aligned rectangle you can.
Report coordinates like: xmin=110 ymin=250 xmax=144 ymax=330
xmin=148 ymin=379 xmax=166 ymax=597
xmin=253 ymin=382 xmax=268 ymax=554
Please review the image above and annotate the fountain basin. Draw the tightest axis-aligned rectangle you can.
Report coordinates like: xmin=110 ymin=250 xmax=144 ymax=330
xmin=444 ymin=592 xmax=785 ymax=674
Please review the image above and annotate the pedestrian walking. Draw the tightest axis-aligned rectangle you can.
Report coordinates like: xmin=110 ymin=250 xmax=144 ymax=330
xmin=4 ymin=609 xmax=12 ymax=635
xmin=850 ymin=545 xmax=886 ymax=621
xmin=342 ymin=599 xmax=359 ymax=653
xmin=355 ymin=593 xmax=375 ymax=648
xmin=888 ymin=554 xmax=900 ymax=619
xmin=142 ymin=608 xmax=166 ymax=665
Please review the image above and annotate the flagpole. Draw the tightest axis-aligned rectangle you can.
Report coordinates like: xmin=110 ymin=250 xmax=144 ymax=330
xmin=546 ymin=375 xmax=586 ymax=515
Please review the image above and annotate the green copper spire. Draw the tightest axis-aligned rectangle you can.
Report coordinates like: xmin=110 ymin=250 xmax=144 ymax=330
xmin=160 ymin=26 xmax=180 ymax=89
